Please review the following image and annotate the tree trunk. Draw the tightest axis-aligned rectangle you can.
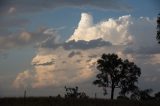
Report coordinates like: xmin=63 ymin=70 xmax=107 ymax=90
xmin=111 ymin=84 xmax=115 ymax=100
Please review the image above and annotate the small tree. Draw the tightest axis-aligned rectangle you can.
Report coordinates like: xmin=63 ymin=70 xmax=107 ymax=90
xmin=157 ymin=13 xmax=160 ymax=43
xmin=130 ymin=89 xmax=153 ymax=101
xmin=93 ymin=53 xmax=141 ymax=99
xmin=154 ymin=91 xmax=160 ymax=100
xmin=64 ymin=86 xmax=88 ymax=99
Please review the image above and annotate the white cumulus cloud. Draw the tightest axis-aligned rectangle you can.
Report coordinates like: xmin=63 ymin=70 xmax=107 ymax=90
xmin=13 ymin=70 xmax=33 ymax=88
xmin=13 ymin=48 xmax=97 ymax=88
xmin=68 ymin=13 xmax=133 ymax=45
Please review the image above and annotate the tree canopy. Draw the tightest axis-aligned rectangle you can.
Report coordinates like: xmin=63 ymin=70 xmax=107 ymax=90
xmin=93 ymin=53 xmax=141 ymax=99
xmin=64 ymin=86 xmax=88 ymax=99
xmin=157 ymin=13 xmax=160 ymax=43
xmin=130 ymin=89 xmax=153 ymax=101
xmin=155 ymin=91 xmax=160 ymax=101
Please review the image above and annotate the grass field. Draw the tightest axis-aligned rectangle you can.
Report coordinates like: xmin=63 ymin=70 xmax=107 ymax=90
xmin=0 ymin=97 xmax=160 ymax=106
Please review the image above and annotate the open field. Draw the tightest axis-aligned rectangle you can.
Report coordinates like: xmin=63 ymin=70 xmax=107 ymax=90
xmin=0 ymin=97 xmax=160 ymax=106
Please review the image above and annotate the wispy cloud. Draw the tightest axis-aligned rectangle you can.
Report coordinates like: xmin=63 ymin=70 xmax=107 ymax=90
xmin=0 ymin=0 xmax=131 ymax=15
xmin=0 ymin=27 xmax=58 ymax=54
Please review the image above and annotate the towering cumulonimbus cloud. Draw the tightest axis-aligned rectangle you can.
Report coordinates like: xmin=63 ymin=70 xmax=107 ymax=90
xmin=13 ymin=13 xmax=159 ymax=90
xmin=68 ymin=13 xmax=133 ymax=45
xmin=77 ymin=13 xmax=93 ymax=29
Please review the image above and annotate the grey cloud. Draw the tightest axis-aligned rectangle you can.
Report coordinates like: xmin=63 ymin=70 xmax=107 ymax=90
xmin=62 ymin=61 xmax=66 ymax=64
xmin=0 ymin=17 xmax=29 ymax=40
xmin=68 ymin=51 xmax=82 ymax=58
xmin=32 ymin=60 xmax=55 ymax=66
xmin=0 ymin=28 xmax=57 ymax=52
xmin=86 ymin=59 xmax=92 ymax=63
xmin=41 ymin=38 xmax=112 ymax=50
xmin=139 ymin=63 xmax=160 ymax=90
xmin=63 ymin=38 xmax=112 ymax=50
xmin=124 ymin=44 xmax=160 ymax=55
xmin=39 ymin=36 xmax=60 ymax=49
xmin=76 ymin=59 xmax=81 ymax=63
xmin=121 ymin=16 xmax=159 ymax=56
xmin=88 ymin=54 xmax=98 ymax=59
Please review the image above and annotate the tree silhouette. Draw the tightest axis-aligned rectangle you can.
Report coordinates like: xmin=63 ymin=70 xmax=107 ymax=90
xmin=64 ymin=86 xmax=88 ymax=99
xmin=155 ymin=91 xmax=160 ymax=100
xmin=93 ymin=53 xmax=141 ymax=100
xmin=157 ymin=13 xmax=160 ymax=43
xmin=130 ymin=89 xmax=153 ymax=101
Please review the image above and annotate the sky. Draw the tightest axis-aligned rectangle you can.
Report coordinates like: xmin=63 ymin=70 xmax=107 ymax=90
xmin=0 ymin=0 xmax=160 ymax=98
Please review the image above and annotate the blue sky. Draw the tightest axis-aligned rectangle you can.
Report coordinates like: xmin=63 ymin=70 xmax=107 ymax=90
xmin=0 ymin=0 xmax=160 ymax=98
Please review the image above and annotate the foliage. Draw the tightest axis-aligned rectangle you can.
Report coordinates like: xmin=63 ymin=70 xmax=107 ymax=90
xmin=93 ymin=53 xmax=141 ymax=99
xmin=157 ymin=13 xmax=160 ymax=43
xmin=64 ymin=86 xmax=88 ymax=99
xmin=130 ymin=89 xmax=153 ymax=101
xmin=155 ymin=92 xmax=160 ymax=101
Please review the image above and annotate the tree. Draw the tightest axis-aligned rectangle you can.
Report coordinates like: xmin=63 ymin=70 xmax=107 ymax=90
xmin=157 ymin=13 xmax=160 ymax=43
xmin=64 ymin=86 xmax=88 ymax=99
xmin=93 ymin=53 xmax=141 ymax=100
xmin=154 ymin=91 xmax=160 ymax=100
xmin=130 ymin=89 xmax=153 ymax=101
